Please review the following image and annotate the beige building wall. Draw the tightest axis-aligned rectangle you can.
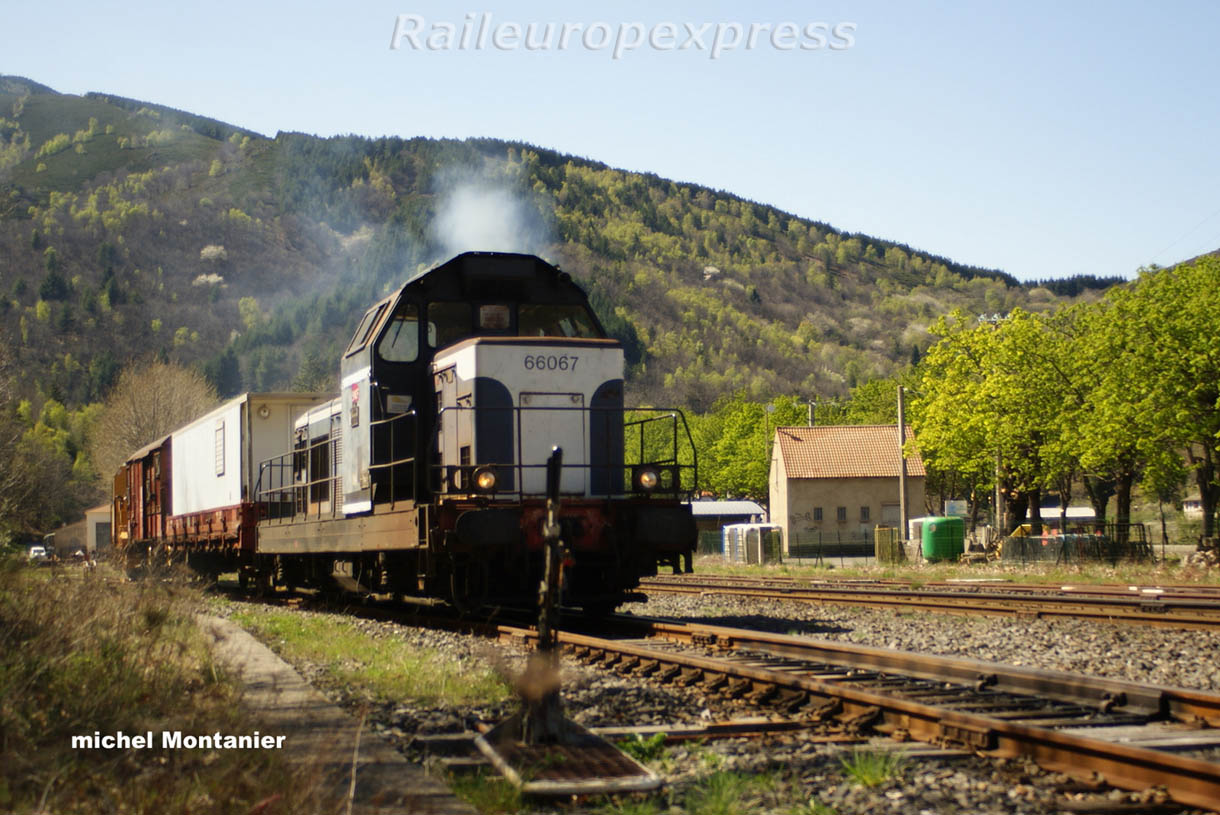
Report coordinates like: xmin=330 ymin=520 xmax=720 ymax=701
xmin=767 ymin=444 xmax=789 ymax=550
xmin=48 ymin=519 xmax=87 ymax=554
xmin=772 ymin=476 xmax=926 ymax=551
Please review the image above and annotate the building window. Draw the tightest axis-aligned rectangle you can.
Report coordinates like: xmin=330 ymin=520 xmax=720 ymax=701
xmin=813 ymin=507 xmax=823 ymax=521
xmin=860 ymin=506 xmax=870 ymax=522
xmin=836 ymin=506 xmax=847 ymax=522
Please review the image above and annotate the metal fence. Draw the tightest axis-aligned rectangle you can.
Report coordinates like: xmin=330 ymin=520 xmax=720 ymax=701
xmin=698 ymin=529 xmax=879 ymax=565
xmin=1000 ymin=523 xmax=1153 ymax=564
xmin=697 ymin=530 xmax=723 ymax=555
xmin=786 ymin=532 xmax=875 ymax=566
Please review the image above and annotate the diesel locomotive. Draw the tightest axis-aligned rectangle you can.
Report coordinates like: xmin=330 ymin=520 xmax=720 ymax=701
xmin=112 ymin=252 xmax=697 ymax=611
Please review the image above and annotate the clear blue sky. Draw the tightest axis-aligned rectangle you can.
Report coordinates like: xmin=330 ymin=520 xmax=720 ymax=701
xmin=4 ymin=0 xmax=1218 ymax=281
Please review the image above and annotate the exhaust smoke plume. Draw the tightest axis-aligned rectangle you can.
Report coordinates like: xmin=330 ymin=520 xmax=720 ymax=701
xmin=431 ymin=180 xmax=548 ymax=258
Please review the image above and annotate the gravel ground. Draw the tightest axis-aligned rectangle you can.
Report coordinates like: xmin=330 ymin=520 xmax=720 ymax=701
xmin=221 ymin=596 xmax=1220 ymax=814
xmin=629 ymin=591 xmax=1220 ymax=692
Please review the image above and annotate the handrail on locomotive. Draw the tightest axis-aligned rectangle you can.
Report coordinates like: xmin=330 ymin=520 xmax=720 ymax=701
xmin=430 ymin=404 xmax=696 ymax=500
xmin=254 ymin=404 xmax=697 ymax=525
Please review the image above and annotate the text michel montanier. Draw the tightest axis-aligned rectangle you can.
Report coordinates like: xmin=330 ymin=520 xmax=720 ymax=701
xmin=72 ymin=731 xmax=285 ymax=749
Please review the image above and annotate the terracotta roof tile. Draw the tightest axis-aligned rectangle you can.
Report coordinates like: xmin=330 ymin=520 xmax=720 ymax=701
xmin=774 ymin=425 xmax=925 ymax=479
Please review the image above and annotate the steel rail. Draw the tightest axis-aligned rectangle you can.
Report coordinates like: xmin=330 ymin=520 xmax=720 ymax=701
xmin=648 ymin=573 xmax=1220 ymax=600
xmin=493 ymin=615 xmax=1220 ymax=810
xmin=638 ymin=576 xmax=1220 ymax=630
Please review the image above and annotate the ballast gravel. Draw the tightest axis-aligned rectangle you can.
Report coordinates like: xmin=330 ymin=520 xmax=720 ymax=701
xmin=631 ymin=591 xmax=1220 ymax=692
xmin=222 ymin=592 xmax=1220 ymax=815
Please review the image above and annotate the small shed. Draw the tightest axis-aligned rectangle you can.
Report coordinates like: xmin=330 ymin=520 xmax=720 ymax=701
xmin=44 ymin=504 xmax=110 ymax=556
xmin=686 ymin=500 xmax=767 ymax=533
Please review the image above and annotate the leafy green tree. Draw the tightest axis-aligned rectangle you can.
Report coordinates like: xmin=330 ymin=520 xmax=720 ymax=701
xmin=1108 ymin=258 xmax=1220 ymax=537
xmin=691 ymin=393 xmax=805 ymax=499
xmin=1067 ymin=298 xmax=1148 ymax=532
xmin=912 ymin=310 xmax=1077 ymax=532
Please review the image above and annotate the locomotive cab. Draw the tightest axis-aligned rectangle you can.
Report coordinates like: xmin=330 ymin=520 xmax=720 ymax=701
xmin=337 ymin=252 xmax=614 ymax=515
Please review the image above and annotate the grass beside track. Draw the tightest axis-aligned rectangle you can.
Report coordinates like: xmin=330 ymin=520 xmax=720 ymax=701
xmin=0 ymin=556 xmax=334 ymax=814
xmin=691 ymin=554 xmax=1220 ymax=587
xmin=226 ymin=604 xmax=511 ymax=707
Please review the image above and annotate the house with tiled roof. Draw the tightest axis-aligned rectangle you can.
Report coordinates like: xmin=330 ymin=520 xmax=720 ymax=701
xmin=768 ymin=425 xmax=925 ymax=554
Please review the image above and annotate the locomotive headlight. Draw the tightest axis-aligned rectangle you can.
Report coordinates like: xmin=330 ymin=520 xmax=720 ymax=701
xmin=473 ymin=466 xmax=497 ymax=493
xmin=633 ymin=465 xmax=660 ymax=493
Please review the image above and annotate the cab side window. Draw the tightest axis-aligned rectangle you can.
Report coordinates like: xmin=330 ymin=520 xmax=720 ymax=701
xmin=377 ymin=302 xmax=420 ymax=362
xmin=346 ymin=302 xmax=388 ymax=356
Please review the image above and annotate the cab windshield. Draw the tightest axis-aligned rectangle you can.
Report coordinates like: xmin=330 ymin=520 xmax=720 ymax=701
xmin=518 ymin=304 xmax=600 ymax=338
xmin=376 ymin=299 xmax=604 ymax=360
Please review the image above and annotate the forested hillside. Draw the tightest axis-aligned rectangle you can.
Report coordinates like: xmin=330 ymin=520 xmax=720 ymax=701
xmin=0 ymin=75 xmax=1120 ymax=412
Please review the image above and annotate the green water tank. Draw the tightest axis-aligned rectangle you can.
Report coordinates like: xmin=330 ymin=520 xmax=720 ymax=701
xmin=921 ymin=516 xmax=965 ymax=562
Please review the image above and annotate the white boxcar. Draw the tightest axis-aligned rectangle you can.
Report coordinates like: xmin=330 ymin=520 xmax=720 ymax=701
xmin=170 ymin=392 xmax=332 ymax=515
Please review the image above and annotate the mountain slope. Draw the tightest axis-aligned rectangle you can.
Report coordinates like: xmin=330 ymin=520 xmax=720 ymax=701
xmin=0 ymin=76 xmax=1123 ymax=410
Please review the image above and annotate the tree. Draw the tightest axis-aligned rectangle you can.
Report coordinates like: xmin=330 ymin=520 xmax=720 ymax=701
xmin=0 ymin=348 xmax=26 ymax=534
xmin=0 ymin=349 xmax=101 ymax=537
xmin=912 ymin=309 xmax=1080 ymax=533
xmin=692 ymin=393 xmax=806 ymax=500
xmin=1110 ymin=258 xmax=1220 ymax=537
xmin=911 ymin=313 xmax=1003 ymax=526
xmin=89 ymin=359 xmax=219 ymax=483
xmin=291 ymin=348 xmax=335 ymax=392
xmin=1070 ymin=297 xmax=1150 ymax=534
xmin=204 ymin=348 xmax=243 ymax=398
xmin=39 ymin=269 xmax=69 ymax=301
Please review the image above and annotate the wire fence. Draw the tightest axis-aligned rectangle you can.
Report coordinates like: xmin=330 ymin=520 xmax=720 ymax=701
xmin=698 ymin=529 xmax=880 ymax=566
xmin=696 ymin=521 xmax=1157 ymax=567
xmin=786 ymin=532 xmax=876 ymax=566
xmin=1000 ymin=523 xmax=1153 ymax=564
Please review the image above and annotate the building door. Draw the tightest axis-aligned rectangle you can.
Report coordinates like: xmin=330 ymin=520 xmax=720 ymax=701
xmin=881 ymin=503 xmax=901 ymax=527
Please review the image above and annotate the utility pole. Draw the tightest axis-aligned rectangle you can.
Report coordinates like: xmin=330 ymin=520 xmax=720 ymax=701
xmin=994 ymin=451 xmax=1003 ymax=534
xmin=808 ymin=398 xmax=816 ymax=427
xmin=897 ymin=386 xmax=908 ymax=544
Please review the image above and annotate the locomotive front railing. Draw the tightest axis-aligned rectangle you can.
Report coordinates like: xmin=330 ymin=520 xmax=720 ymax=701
xmin=253 ymin=404 xmax=696 ymax=521
xmin=429 ymin=404 xmax=697 ymax=500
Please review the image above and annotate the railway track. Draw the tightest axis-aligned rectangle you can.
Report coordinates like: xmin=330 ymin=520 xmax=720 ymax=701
xmin=639 ymin=574 xmax=1220 ymax=630
xmin=526 ymin=613 xmax=1220 ymax=810
xmin=216 ymin=585 xmax=1220 ymax=808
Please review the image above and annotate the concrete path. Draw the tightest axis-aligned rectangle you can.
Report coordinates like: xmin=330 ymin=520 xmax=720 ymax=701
xmin=199 ymin=615 xmax=477 ymax=815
